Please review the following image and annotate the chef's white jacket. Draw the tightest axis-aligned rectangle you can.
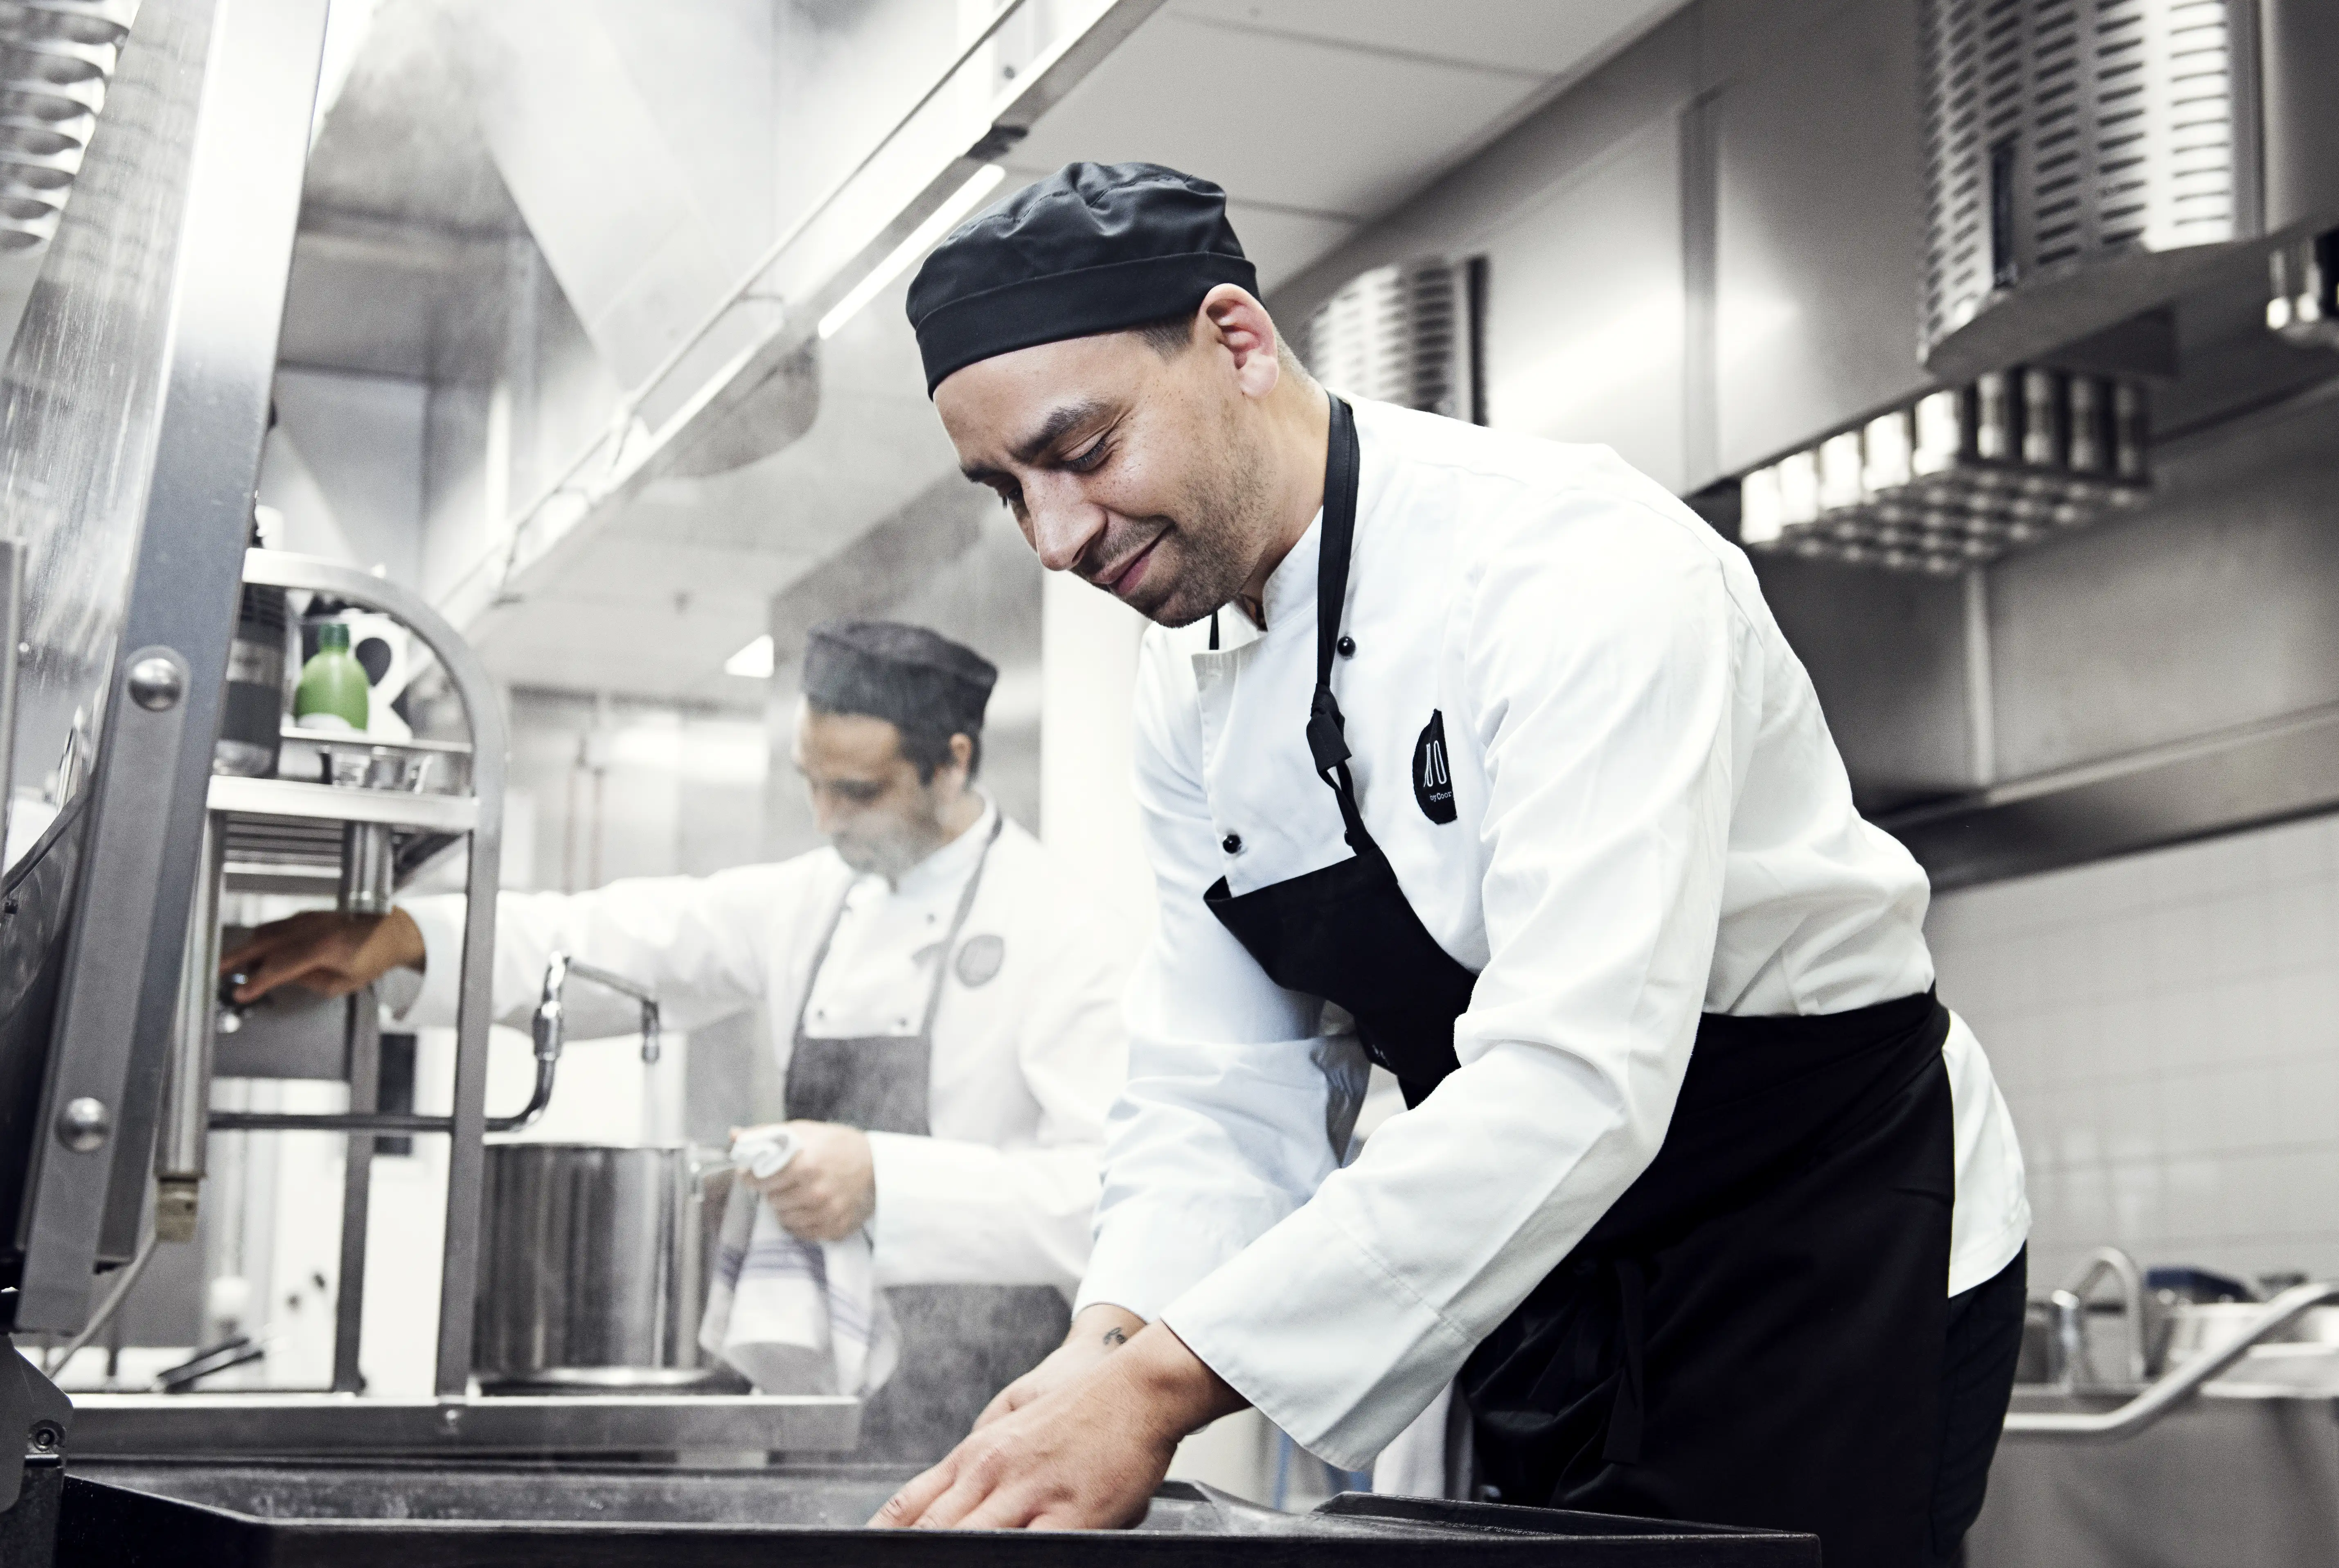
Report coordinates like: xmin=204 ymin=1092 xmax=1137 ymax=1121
xmin=1078 ymin=398 xmax=2030 ymax=1468
xmin=400 ymin=801 xmax=1129 ymax=1297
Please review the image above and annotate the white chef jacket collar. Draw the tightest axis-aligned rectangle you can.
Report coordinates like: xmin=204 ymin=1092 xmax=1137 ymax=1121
xmin=1253 ymin=397 xmax=1391 ymax=634
xmin=877 ymin=792 xmax=998 ymax=901
xmin=1257 ymin=510 xmax=1324 ymax=634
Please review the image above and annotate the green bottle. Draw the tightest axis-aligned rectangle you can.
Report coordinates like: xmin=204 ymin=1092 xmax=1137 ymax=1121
xmin=294 ymin=621 xmax=370 ymax=732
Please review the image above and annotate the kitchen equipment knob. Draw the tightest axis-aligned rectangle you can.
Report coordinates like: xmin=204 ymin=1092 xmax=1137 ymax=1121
xmin=126 ymin=654 xmax=185 ymax=711
xmin=56 ymin=1095 xmax=110 ymax=1152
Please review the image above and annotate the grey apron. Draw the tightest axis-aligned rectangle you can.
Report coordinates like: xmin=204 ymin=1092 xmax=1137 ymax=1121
xmin=784 ymin=816 xmax=1071 ymax=1463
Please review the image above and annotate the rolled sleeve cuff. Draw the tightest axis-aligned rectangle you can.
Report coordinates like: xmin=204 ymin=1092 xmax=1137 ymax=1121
xmin=397 ymin=897 xmax=468 ymax=1027
xmin=1160 ymin=1201 xmax=1471 ymax=1471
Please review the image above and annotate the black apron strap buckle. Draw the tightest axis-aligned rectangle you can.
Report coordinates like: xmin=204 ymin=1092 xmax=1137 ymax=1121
xmin=1306 ymin=689 xmax=1352 ymax=775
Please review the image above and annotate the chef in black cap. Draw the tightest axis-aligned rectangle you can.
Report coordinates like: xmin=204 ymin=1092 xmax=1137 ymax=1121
xmin=869 ymin=161 xmax=2030 ymax=1563
xmin=223 ymin=621 xmax=1131 ymax=1462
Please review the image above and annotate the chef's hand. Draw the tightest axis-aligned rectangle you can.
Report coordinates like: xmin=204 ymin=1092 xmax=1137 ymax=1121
xmin=220 ymin=908 xmax=426 ymax=1002
xmin=974 ymin=1303 xmax=1145 ymax=1430
xmin=870 ymin=1321 xmax=1244 ymax=1531
xmin=734 ymin=1120 xmax=875 ymax=1241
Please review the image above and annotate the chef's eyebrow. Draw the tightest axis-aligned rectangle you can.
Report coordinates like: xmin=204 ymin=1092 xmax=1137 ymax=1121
xmin=962 ymin=397 xmax=1113 ymax=482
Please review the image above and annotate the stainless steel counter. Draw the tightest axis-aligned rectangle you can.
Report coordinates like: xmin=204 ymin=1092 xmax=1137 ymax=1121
xmin=1974 ymin=1386 xmax=2339 ymax=1568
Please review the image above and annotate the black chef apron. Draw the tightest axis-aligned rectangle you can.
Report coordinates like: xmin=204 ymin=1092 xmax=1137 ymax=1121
xmin=784 ymin=815 xmax=1072 ymax=1464
xmin=1202 ymin=396 xmax=1959 ymax=1567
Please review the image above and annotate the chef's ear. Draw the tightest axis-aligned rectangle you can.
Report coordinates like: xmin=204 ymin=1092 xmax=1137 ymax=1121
xmin=1199 ymin=284 xmax=1282 ymax=401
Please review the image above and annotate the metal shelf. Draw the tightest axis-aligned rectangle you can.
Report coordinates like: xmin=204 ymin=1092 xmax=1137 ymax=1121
xmin=206 ymin=774 xmax=478 ymax=833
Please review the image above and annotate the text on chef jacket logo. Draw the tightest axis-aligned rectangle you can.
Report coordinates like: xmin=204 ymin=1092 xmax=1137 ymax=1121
xmin=1413 ymin=711 xmax=1456 ymax=824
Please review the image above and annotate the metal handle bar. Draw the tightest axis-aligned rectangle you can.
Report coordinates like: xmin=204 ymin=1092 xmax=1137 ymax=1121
xmin=2004 ymin=1280 xmax=2339 ymax=1441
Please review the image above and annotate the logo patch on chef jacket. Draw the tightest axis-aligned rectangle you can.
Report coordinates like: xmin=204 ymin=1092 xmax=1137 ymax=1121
xmin=1413 ymin=711 xmax=1457 ymax=824
xmin=954 ymin=933 xmax=1005 ymax=987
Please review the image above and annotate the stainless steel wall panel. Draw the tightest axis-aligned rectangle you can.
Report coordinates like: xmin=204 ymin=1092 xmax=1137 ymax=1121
xmin=1753 ymin=553 xmax=1978 ymax=809
xmin=1985 ymin=394 xmax=2339 ymax=781
xmin=2258 ymin=0 xmax=2339 ymax=238
xmin=1480 ymin=116 xmax=1689 ymax=490
xmin=1712 ymin=0 xmax=1932 ymax=475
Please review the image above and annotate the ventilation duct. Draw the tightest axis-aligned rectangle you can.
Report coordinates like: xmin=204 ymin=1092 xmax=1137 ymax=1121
xmin=0 ymin=0 xmax=139 ymax=252
xmin=1918 ymin=0 xmax=2339 ymax=381
xmin=1296 ymin=255 xmax=1484 ymax=423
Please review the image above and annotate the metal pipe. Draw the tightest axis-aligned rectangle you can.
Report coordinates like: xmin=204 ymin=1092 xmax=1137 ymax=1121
xmin=333 ymin=982 xmax=381 ymax=1393
xmin=156 ymin=816 xmax=225 ymax=1241
xmin=338 ymin=819 xmax=395 ymax=915
xmin=477 ymin=952 xmax=664 ymax=1139
xmin=563 ymin=956 xmax=662 ymax=1065
xmin=210 ymin=1110 xmax=451 ymax=1133
xmin=0 ymin=537 xmax=23 ymax=839
xmin=2004 ymin=1280 xmax=2339 ymax=1441
xmin=41 ymin=1224 xmax=161 ymax=1377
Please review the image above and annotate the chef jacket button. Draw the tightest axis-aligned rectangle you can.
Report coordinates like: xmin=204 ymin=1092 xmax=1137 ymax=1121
xmin=1336 ymin=635 xmax=1356 ymax=658
xmin=1221 ymin=832 xmax=1243 ymax=854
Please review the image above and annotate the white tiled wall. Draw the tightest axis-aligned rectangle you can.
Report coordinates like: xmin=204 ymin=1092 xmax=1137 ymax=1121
xmin=1928 ymin=813 xmax=2339 ymax=1295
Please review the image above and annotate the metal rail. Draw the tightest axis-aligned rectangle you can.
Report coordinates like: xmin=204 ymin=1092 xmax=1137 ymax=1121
xmin=2004 ymin=1280 xmax=2339 ymax=1441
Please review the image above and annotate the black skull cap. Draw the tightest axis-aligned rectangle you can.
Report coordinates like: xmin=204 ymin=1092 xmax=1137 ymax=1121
xmin=907 ymin=161 xmax=1257 ymax=395
xmin=802 ymin=620 xmax=997 ymax=737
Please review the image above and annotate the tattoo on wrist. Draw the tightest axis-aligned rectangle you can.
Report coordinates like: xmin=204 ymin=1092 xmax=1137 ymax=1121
xmin=1101 ymin=1326 xmax=1128 ymax=1349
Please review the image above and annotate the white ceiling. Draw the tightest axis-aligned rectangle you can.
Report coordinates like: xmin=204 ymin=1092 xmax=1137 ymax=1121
xmin=428 ymin=0 xmax=1695 ymax=707
xmin=1004 ymin=0 xmax=1690 ymax=294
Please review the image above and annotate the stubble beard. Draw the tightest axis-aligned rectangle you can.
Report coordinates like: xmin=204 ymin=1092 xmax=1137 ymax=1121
xmin=1120 ymin=417 xmax=1277 ymax=629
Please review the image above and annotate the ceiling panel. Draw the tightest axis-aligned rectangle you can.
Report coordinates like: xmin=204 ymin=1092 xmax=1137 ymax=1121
xmin=1005 ymin=10 xmax=1544 ymax=219
xmin=1166 ymin=0 xmax=1686 ymax=77
xmin=1224 ymin=200 xmax=1359 ymax=293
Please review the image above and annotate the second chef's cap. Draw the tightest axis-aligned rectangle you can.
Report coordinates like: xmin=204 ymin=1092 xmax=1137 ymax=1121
xmin=907 ymin=161 xmax=1257 ymax=396
xmin=802 ymin=620 xmax=997 ymax=739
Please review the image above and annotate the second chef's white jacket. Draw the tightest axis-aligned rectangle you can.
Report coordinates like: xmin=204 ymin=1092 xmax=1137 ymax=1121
xmin=400 ymin=799 xmax=1130 ymax=1297
xmin=1078 ymin=398 xmax=2030 ymax=1468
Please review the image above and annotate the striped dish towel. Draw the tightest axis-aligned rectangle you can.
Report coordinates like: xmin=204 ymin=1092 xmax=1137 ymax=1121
xmin=697 ymin=1128 xmax=899 ymax=1396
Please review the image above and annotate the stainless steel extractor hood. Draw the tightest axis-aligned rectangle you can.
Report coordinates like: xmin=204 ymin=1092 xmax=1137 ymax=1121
xmin=1918 ymin=0 xmax=2339 ymax=382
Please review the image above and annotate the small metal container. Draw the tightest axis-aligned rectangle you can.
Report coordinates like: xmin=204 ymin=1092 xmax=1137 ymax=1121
xmin=472 ymin=1142 xmax=729 ymax=1393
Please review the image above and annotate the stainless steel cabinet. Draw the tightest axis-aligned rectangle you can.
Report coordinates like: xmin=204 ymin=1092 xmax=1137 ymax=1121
xmin=1712 ymin=0 xmax=1930 ymax=477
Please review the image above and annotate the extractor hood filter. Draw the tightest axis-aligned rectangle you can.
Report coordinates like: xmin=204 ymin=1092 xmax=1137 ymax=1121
xmin=1296 ymin=255 xmax=1484 ymax=424
xmin=1919 ymin=0 xmax=2255 ymax=375
xmin=0 ymin=0 xmax=140 ymax=252
xmin=1739 ymin=368 xmax=2150 ymax=574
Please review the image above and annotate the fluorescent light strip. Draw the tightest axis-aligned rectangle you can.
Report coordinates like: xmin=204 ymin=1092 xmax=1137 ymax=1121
xmin=818 ymin=163 xmax=1008 ymax=341
xmin=724 ymin=633 xmax=775 ymax=679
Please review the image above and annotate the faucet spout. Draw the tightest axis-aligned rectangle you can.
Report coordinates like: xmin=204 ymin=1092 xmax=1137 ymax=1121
xmin=2057 ymin=1245 xmax=2154 ymax=1387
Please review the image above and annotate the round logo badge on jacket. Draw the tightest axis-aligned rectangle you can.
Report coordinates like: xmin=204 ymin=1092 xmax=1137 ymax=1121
xmin=1413 ymin=710 xmax=1457 ymax=824
xmin=955 ymin=933 xmax=1005 ymax=987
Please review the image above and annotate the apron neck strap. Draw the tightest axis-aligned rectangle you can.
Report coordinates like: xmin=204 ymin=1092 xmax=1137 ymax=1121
xmin=915 ymin=812 xmax=1004 ymax=1040
xmin=1305 ymin=396 xmax=1370 ymax=848
xmin=793 ymin=810 xmax=1007 ymax=1048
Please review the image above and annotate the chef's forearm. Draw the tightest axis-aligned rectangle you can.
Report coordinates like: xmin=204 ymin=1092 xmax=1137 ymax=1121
xmin=1115 ymin=1319 xmax=1248 ymax=1441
